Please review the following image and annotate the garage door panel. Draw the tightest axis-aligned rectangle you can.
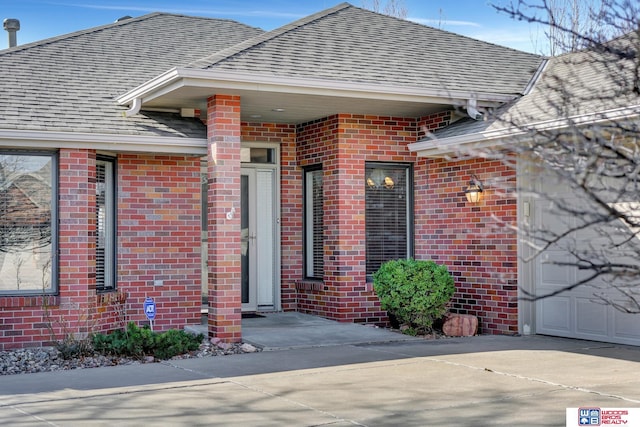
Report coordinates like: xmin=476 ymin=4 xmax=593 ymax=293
xmin=538 ymin=204 xmax=575 ymax=237
xmin=539 ymin=252 xmax=574 ymax=288
xmin=575 ymin=297 xmax=608 ymax=336
xmin=532 ymin=173 xmax=640 ymax=346
xmin=612 ymin=306 xmax=640 ymax=344
xmin=538 ymin=297 xmax=571 ymax=333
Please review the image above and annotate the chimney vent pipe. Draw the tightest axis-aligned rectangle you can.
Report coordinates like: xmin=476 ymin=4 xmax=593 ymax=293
xmin=3 ymin=18 xmax=20 ymax=48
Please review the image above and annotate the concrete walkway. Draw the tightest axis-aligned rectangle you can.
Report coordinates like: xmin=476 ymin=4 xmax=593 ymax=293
xmin=2 ymin=313 xmax=640 ymax=426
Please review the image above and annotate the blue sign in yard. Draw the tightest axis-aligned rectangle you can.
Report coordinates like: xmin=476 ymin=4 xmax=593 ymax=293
xmin=143 ymin=297 xmax=156 ymax=321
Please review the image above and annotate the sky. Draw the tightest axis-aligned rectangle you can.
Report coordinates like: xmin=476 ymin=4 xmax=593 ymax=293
xmin=0 ymin=0 xmax=547 ymax=52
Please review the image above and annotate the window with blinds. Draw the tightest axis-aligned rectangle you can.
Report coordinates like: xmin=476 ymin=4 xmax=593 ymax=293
xmin=96 ymin=157 xmax=116 ymax=292
xmin=304 ymin=167 xmax=324 ymax=279
xmin=365 ymin=163 xmax=413 ymax=277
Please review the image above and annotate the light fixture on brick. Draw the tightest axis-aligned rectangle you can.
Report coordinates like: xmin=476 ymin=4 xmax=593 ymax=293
xmin=464 ymin=175 xmax=484 ymax=203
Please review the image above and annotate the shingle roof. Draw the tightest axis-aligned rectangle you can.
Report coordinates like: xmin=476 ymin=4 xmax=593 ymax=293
xmin=189 ymin=3 xmax=543 ymax=96
xmin=0 ymin=13 xmax=263 ymax=137
xmin=432 ymin=31 xmax=640 ymax=141
xmin=0 ymin=3 xmax=545 ymax=140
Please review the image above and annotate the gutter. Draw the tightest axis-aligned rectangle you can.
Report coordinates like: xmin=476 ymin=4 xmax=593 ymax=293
xmin=116 ymin=67 xmax=519 ymax=108
xmin=408 ymin=105 xmax=640 ymax=158
xmin=0 ymin=129 xmax=207 ymax=155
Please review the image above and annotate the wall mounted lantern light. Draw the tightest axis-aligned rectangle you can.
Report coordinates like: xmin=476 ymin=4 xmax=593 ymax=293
xmin=464 ymin=175 xmax=484 ymax=203
xmin=367 ymin=168 xmax=395 ymax=189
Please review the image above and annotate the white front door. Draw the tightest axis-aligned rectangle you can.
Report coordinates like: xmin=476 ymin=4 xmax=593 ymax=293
xmin=241 ymin=166 xmax=279 ymax=311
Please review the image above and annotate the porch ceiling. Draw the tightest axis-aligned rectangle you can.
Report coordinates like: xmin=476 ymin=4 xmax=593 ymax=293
xmin=121 ymin=69 xmax=516 ymax=126
xmin=143 ymin=86 xmax=450 ymax=124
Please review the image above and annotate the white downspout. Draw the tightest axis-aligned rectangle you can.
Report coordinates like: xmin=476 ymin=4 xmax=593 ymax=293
xmin=466 ymin=98 xmax=483 ymax=120
xmin=123 ymin=98 xmax=142 ymax=117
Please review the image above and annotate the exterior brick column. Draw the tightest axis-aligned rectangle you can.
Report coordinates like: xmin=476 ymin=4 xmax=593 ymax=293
xmin=206 ymin=95 xmax=242 ymax=342
xmin=57 ymin=149 xmax=95 ymax=335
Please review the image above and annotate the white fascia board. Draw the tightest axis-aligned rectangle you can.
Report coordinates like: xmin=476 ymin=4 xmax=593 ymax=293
xmin=117 ymin=67 xmax=518 ymax=107
xmin=409 ymin=105 xmax=640 ymax=158
xmin=117 ymin=67 xmax=181 ymax=104
xmin=0 ymin=129 xmax=207 ymax=155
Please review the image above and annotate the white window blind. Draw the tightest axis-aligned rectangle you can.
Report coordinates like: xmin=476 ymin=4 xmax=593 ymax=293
xmin=96 ymin=158 xmax=115 ymax=292
xmin=365 ymin=164 xmax=412 ymax=276
xmin=305 ymin=168 xmax=324 ymax=279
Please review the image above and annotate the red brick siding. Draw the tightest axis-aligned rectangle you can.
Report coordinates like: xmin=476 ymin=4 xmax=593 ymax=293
xmin=206 ymin=95 xmax=242 ymax=342
xmin=1 ymin=106 xmax=520 ymax=349
xmin=118 ymin=154 xmax=202 ymax=330
xmin=415 ymin=157 xmax=518 ymax=335
xmin=0 ymin=149 xmax=96 ymax=349
xmin=0 ymin=150 xmax=202 ymax=350
xmin=289 ymin=110 xmax=518 ymax=334
xmin=295 ymin=114 xmax=419 ymax=323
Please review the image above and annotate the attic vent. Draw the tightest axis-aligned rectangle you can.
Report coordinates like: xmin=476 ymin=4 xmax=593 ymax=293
xmin=3 ymin=18 xmax=20 ymax=48
xmin=115 ymin=16 xmax=132 ymax=22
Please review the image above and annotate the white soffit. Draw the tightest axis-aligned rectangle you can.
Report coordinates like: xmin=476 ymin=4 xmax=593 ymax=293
xmin=117 ymin=68 xmax=517 ymax=123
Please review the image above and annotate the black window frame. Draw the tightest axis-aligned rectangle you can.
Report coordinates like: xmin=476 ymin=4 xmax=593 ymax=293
xmin=303 ymin=165 xmax=324 ymax=280
xmin=96 ymin=155 xmax=117 ymax=293
xmin=0 ymin=150 xmax=58 ymax=295
xmin=365 ymin=162 xmax=414 ymax=280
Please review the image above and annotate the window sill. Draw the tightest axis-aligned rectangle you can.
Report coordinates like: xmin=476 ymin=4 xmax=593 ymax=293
xmin=0 ymin=295 xmax=60 ymax=308
xmin=295 ymin=280 xmax=325 ymax=292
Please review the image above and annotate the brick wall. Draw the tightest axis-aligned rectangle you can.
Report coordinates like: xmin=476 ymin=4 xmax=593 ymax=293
xmin=0 ymin=108 xmax=519 ymax=350
xmin=118 ymin=154 xmax=202 ymax=330
xmin=295 ymin=114 xmax=419 ymax=323
xmin=415 ymin=157 xmax=518 ymax=335
xmin=1 ymin=149 xmax=96 ymax=349
xmin=206 ymin=95 xmax=243 ymax=341
xmin=288 ymin=110 xmax=518 ymax=334
xmin=0 ymin=150 xmax=202 ymax=350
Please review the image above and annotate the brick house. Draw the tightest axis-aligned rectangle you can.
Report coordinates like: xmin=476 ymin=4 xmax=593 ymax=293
xmin=1 ymin=3 xmax=638 ymax=350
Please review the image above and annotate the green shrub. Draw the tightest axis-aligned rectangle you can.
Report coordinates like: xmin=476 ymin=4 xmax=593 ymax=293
xmin=373 ymin=259 xmax=455 ymax=334
xmin=92 ymin=322 xmax=204 ymax=360
xmin=153 ymin=328 xmax=203 ymax=360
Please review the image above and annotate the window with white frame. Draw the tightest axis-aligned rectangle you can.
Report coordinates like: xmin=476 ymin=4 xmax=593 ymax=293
xmin=0 ymin=151 xmax=56 ymax=294
xmin=96 ymin=157 xmax=116 ymax=292
xmin=304 ymin=166 xmax=324 ymax=279
xmin=365 ymin=163 xmax=413 ymax=277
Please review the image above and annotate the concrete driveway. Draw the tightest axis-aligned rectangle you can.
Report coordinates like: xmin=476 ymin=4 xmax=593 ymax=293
xmin=1 ymin=314 xmax=640 ymax=426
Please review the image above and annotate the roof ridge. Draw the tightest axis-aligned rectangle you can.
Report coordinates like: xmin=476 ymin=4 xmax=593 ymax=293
xmin=0 ymin=13 xmax=162 ymax=55
xmin=0 ymin=12 xmax=253 ymax=56
xmin=186 ymin=2 xmax=352 ymax=69
xmin=350 ymin=3 xmax=542 ymax=58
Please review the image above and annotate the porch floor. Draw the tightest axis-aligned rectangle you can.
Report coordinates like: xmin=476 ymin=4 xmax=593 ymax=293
xmin=186 ymin=312 xmax=418 ymax=351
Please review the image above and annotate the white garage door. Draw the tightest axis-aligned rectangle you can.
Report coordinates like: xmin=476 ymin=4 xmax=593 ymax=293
xmin=533 ymin=175 xmax=640 ymax=346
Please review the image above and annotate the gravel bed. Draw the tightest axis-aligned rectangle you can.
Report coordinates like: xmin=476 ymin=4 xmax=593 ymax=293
xmin=0 ymin=339 xmax=261 ymax=376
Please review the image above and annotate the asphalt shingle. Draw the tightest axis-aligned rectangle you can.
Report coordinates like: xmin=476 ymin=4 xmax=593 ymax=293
xmin=0 ymin=13 xmax=263 ymax=137
xmin=191 ymin=3 xmax=542 ymax=96
xmin=432 ymin=32 xmax=640 ymax=141
xmin=0 ymin=3 xmax=545 ymax=139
